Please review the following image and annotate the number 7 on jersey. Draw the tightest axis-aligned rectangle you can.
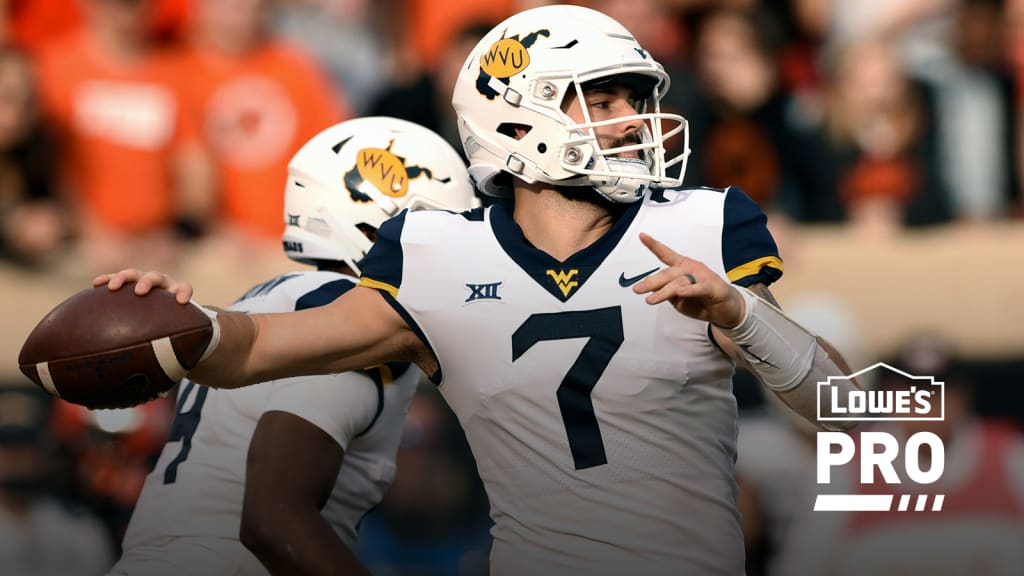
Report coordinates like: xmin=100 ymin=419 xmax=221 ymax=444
xmin=511 ymin=307 xmax=624 ymax=470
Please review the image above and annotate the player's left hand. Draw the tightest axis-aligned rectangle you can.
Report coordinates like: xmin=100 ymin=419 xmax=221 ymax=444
xmin=633 ymin=233 xmax=745 ymax=329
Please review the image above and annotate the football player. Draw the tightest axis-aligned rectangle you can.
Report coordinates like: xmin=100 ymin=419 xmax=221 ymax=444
xmin=107 ymin=117 xmax=479 ymax=576
xmin=99 ymin=5 xmax=859 ymax=575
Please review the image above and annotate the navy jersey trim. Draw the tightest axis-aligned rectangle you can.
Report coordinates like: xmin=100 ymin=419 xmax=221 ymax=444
xmin=721 ymin=186 xmax=784 ymax=287
xmin=235 ymin=273 xmax=301 ymax=304
xmin=489 ymin=199 xmax=642 ymax=302
xmin=359 ymin=209 xmax=408 ymax=294
xmin=379 ymin=291 xmax=442 ymax=385
xmin=460 ymin=206 xmax=486 ymax=221
xmin=356 ymin=361 xmax=412 ymax=437
xmin=294 ymin=279 xmax=356 ymax=311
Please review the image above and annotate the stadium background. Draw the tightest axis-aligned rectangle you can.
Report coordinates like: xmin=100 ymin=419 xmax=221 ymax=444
xmin=0 ymin=0 xmax=1021 ymax=575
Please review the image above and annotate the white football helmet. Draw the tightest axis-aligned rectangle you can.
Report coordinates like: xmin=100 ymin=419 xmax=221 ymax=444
xmin=452 ymin=5 xmax=689 ymax=203
xmin=282 ymin=117 xmax=479 ymax=273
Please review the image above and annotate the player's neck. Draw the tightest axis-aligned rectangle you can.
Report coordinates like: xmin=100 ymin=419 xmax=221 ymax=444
xmin=512 ymin=184 xmax=618 ymax=262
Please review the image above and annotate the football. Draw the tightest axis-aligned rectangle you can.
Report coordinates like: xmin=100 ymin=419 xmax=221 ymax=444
xmin=18 ymin=283 xmax=213 ymax=409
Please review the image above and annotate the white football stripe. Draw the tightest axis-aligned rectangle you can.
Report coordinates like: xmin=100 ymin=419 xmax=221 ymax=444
xmin=35 ymin=362 xmax=60 ymax=397
xmin=152 ymin=337 xmax=188 ymax=382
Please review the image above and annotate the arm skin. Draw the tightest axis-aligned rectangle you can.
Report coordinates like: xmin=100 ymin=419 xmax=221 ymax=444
xmin=240 ymin=411 xmax=370 ymax=576
xmin=194 ymin=286 xmax=433 ymax=389
xmin=96 ymin=269 xmax=435 ymax=389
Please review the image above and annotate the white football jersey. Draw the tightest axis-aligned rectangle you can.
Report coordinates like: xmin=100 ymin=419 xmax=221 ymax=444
xmin=113 ymin=271 xmax=419 ymax=576
xmin=359 ymin=186 xmax=784 ymax=575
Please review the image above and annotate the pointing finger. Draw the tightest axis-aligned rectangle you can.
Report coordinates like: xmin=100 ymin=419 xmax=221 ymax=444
xmin=639 ymin=233 xmax=686 ymax=267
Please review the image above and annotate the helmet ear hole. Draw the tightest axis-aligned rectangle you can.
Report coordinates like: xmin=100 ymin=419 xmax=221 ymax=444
xmin=356 ymin=223 xmax=377 ymax=243
xmin=537 ymin=143 xmax=547 ymax=153
xmin=497 ymin=123 xmax=532 ymax=140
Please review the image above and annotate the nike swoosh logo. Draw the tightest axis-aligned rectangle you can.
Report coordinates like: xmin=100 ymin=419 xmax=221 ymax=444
xmin=740 ymin=344 xmax=778 ymax=368
xmin=618 ymin=267 xmax=659 ymax=287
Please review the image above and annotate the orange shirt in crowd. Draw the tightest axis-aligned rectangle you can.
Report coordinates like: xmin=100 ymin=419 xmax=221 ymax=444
xmin=35 ymin=31 xmax=198 ymax=234
xmin=5 ymin=0 xmax=192 ymax=52
xmin=406 ymin=0 xmax=514 ymax=71
xmin=180 ymin=42 xmax=348 ymax=239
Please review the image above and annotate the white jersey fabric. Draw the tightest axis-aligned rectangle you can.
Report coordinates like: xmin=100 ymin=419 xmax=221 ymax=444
xmin=111 ymin=271 xmax=419 ymax=576
xmin=358 ymin=186 xmax=784 ymax=576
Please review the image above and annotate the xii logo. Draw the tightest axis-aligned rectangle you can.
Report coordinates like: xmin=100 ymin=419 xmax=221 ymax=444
xmin=465 ymin=282 xmax=502 ymax=303
xmin=815 ymin=363 xmax=946 ymax=512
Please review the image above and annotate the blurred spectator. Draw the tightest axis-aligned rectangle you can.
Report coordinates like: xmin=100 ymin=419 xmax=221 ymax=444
xmin=919 ymin=0 xmax=1017 ymax=221
xmin=829 ymin=0 xmax=957 ymax=76
xmin=0 ymin=0 xmax=81 ymax=53
xmin=370 ymin=20 xmax=492 ymax=155
xmin=0 ymin=46 xmax=68 ymax=268
xmin=356 ymin=386 xmax=491 ymax=576
xmin=0 ymin=384 xmax=114 ymax=576
xmin=1 ymin=0 xmax=192 ymax=53
xmin=274 ymin=0 xmax=387 ymax=115
xmin=817 ymin=37 xmax=952 ymax=231
xmin=33 ymin=0 xmax=214 ymax=274
xmin=182 ymin=0 xmax=349 ymax=243
xmin=396 ymin=0 xmax=514 ymax=74
xmin=50 ymin=399 xmax=175 ymax=548
xmin=776 ymin=0 xmax=833 ymax=126
xmin=685 ymin=6 xmax=809 ymax=210
xmin=776 ymin=337 xmax=1024 ymax=576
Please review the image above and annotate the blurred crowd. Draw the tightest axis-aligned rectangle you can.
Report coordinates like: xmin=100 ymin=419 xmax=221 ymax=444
xmin=1 ymin=0 xmax=1023 ymax=575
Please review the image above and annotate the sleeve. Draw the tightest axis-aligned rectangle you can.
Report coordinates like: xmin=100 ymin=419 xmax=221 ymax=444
xmin=357 ymin=210 xmax=442 ymax=384
xmin=357 ymin=209 xmax=408 ymax=297
xmin=264 ymin=373 xmax=380 ymax=450
xmin=722 ymin=186 xmax=784 ymax=287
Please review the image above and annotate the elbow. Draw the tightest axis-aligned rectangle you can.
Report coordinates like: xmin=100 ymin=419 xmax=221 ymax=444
xmin=240 ymin=504 xmax=286 ymax=560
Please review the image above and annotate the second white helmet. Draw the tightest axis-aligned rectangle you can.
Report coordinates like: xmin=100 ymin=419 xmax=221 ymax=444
xmin=282 ymin=117 xmax=480 ymax=274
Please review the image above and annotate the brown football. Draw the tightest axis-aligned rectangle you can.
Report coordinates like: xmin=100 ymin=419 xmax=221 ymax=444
xmin=18 ymin=283 xmax=213 ymax=409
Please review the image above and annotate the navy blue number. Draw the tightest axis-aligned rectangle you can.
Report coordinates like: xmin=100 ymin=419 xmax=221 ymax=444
xmin=163 ymin=381 xmax=209 ymax=484
xmin=511 ymin=307 xmax=624 ymax=470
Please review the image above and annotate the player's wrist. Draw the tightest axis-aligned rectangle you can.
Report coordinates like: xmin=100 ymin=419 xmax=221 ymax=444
xmin=720 ymin=287 xmax=817 ymax=392
xmin=712 ymin=286 xmax=750 ymax=331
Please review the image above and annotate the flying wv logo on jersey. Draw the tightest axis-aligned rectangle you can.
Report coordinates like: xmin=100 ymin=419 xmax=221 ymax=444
xmin=546 ymin=269 xmax=579 ymax=298
xmin=333 ymin=136 xmax=447 ymax=203
xmin=476 ymin=28 xmax=550 ymax=100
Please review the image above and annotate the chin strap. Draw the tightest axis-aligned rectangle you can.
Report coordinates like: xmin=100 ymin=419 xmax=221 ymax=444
xmin=592 ymin=158 xmax=652 ymax=202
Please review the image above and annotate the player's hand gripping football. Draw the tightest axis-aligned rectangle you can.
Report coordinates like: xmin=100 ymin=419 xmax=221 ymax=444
xmin=94 ymin=268 xmax=194 ymax=303
xmin=632 ymin=233 xmax=745 ymax=329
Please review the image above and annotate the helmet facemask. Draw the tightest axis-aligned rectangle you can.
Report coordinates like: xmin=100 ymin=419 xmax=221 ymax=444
xmin=552 ymin=71 xmax=689 ymax=202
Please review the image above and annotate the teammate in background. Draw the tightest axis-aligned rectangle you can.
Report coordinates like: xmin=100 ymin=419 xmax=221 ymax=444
xmin=107 ymin=117 xmax=479 ymax=576
xmin=99 ymin=6 xmax=858 ymax=574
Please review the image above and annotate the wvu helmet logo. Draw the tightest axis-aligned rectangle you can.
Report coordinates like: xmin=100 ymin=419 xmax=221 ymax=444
xmin=334 ymin=137 xmax=446 ymax=203
xmin=546 ymin=269 xmax=579 ymax=298
xmin=476 ymin=28 xmax=550 ymax=100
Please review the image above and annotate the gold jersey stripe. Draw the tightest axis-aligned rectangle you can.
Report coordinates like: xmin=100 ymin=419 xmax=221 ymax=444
xmin=358 ymin=277 xmax=399 ymax=298
xmin=726 ymin=256 xmax=784 ymax=283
